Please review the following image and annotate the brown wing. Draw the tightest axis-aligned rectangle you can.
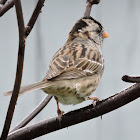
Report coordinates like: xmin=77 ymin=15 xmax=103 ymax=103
xmin=45 ymin=55 xmax=70 ymax=79
xmin=45 ymin=42 xmax=104 ymax=81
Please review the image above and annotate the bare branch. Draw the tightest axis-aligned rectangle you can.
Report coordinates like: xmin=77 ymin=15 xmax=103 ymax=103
xmin=7 ymin=83 xmax=140 ymax=140
xmin=10 ymin=95 xmax=52 ymax=133
xmin=84 ymin=0 xmax=100 ymax=17
xmin=0 ymin=0 xmax=7 ymax=4
xmin=122 ymin=75 xmax=140 ymax=83
xmin=0 ymin=0 xmax=25 ymax=140
xmin=9 ymin=0 xmax=48 ymax=133
xmin=0 ymin=1 xmax=47 ymax=138
xmin=0 ymin=0 xmax=14 ymax=17
xmin=0 ymin=0 xmax=45 ymax=21
xmin=25 ymin=0 xmax=46 ymax=37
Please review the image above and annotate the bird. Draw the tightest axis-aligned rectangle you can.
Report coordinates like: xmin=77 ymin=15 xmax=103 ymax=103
xmin=4 ymin=16 xmax=109 ymax=119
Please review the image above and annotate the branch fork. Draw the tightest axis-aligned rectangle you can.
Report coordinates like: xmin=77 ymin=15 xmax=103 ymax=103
xmin=0 ymin=0 xmax=47 ymax=140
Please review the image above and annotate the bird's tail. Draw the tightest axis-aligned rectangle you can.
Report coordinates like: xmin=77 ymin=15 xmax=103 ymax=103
xmin=4 ymin=80 xmax=52 ymax=96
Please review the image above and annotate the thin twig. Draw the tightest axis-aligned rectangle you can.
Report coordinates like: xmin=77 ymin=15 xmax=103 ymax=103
xmin=122 ymin=75 xmax=140 ymax=83
xmin=1 ymin=1 xmax=48 ymax=137
xmin=84 ymin=0 xmax=100 ymax=17
xmin=25 ymin=0 xmax=46 ymax=37
xmin=7 ymin=83 xmax=140 ymax=140
xmin=0 ymin=0 xmax=25 ymax=140
xmin=0 ymin=0 xmax=14 ymax=17
xmin=0 ymin=0 xmax=45 ymax=19
xmin=10 ymin=95 xmax=52 ymax=133
xmin=0 ymin=0 xmax=7 ymax=4
xmin=9 ymin=0 xmax=48 ymax=133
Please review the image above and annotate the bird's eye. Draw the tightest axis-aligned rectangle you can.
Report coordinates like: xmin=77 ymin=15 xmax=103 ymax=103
xmin=96 ymin=28 xmax=101 ymax=34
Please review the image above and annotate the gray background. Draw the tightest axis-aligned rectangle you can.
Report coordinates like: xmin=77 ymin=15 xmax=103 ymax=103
xmin=0 ymin=0 xmax=140 ymax=140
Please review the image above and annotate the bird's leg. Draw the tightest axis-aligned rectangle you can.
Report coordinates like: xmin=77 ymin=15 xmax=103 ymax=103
xmin=88 ymin=96 xmax=102 ymax=119
xmin=54 ymin=96 xmax=64 ymax=120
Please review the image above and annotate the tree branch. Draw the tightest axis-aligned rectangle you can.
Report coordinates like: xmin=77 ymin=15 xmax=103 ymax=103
xmin=0 ymin=0 xmax=25 ymax=140
xmin=122 ymin=75 xmax=140 ymax=83
xmin=25 ymin=0 xmax=46 ymax=37
xmin=7 ymin=83 xmax=140 ymax=140
xmin=0 ymin=0 xmax=7 ymax=4
xmin=10 ymin=95 xmax=52 ymax=133
xmin=0 ymin=0 xmax=45 ymax=21
xmin=0 ymin=0 xmax=14 ymax=17
xmin=0 ymin=1 xmax=48 ymax=138
xmin=9 ymin=0 xmax=48 ymax=133
xmin=84 ymin=0 xmax=100 ymax=17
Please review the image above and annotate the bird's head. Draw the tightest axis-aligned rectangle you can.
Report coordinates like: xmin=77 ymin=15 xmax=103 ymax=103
xmin=68 ymin=16 xmax=109 ymax=46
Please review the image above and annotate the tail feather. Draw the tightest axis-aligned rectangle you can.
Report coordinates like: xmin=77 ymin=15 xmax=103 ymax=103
xmin=4 ymin=80 xmax=51 ymax=96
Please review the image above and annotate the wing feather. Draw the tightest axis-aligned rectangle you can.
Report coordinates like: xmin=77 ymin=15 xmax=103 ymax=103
xmin=45 ymin=43 xmax=104 ymax=81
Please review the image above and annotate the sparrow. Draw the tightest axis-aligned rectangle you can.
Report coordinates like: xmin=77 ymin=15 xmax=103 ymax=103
xmin=5 ymin=16 xmax=109 ymax=118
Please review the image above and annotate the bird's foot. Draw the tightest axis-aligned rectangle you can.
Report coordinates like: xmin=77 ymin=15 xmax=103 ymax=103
xmin=88 ymin=96 xmax=102 ymax=119
xmin=88 ymin=96 xmax=100 ymax=107
xmin=57 ymin=109 xmax=64 ymax=121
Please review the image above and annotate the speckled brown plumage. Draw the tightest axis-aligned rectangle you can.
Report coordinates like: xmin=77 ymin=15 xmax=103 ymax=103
xmin=5 ymin=16 xmax=109 ymax=118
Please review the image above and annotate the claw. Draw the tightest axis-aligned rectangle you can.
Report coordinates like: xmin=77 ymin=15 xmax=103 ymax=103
xmin=88 ymin=96 xmax=102 ymax=120
xmin=88 ymin=96 xmax=99 ymax=106
xmin=57 ymin=109 xmax=64 ymax=121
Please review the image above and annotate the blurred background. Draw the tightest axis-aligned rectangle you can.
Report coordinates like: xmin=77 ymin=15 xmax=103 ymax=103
xmin=0 ymin=0 xmax=140 ymax=139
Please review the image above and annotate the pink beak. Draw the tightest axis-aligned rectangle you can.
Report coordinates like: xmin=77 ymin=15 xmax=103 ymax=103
xmin=103 ymin=31 xmax=109 ymax=38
